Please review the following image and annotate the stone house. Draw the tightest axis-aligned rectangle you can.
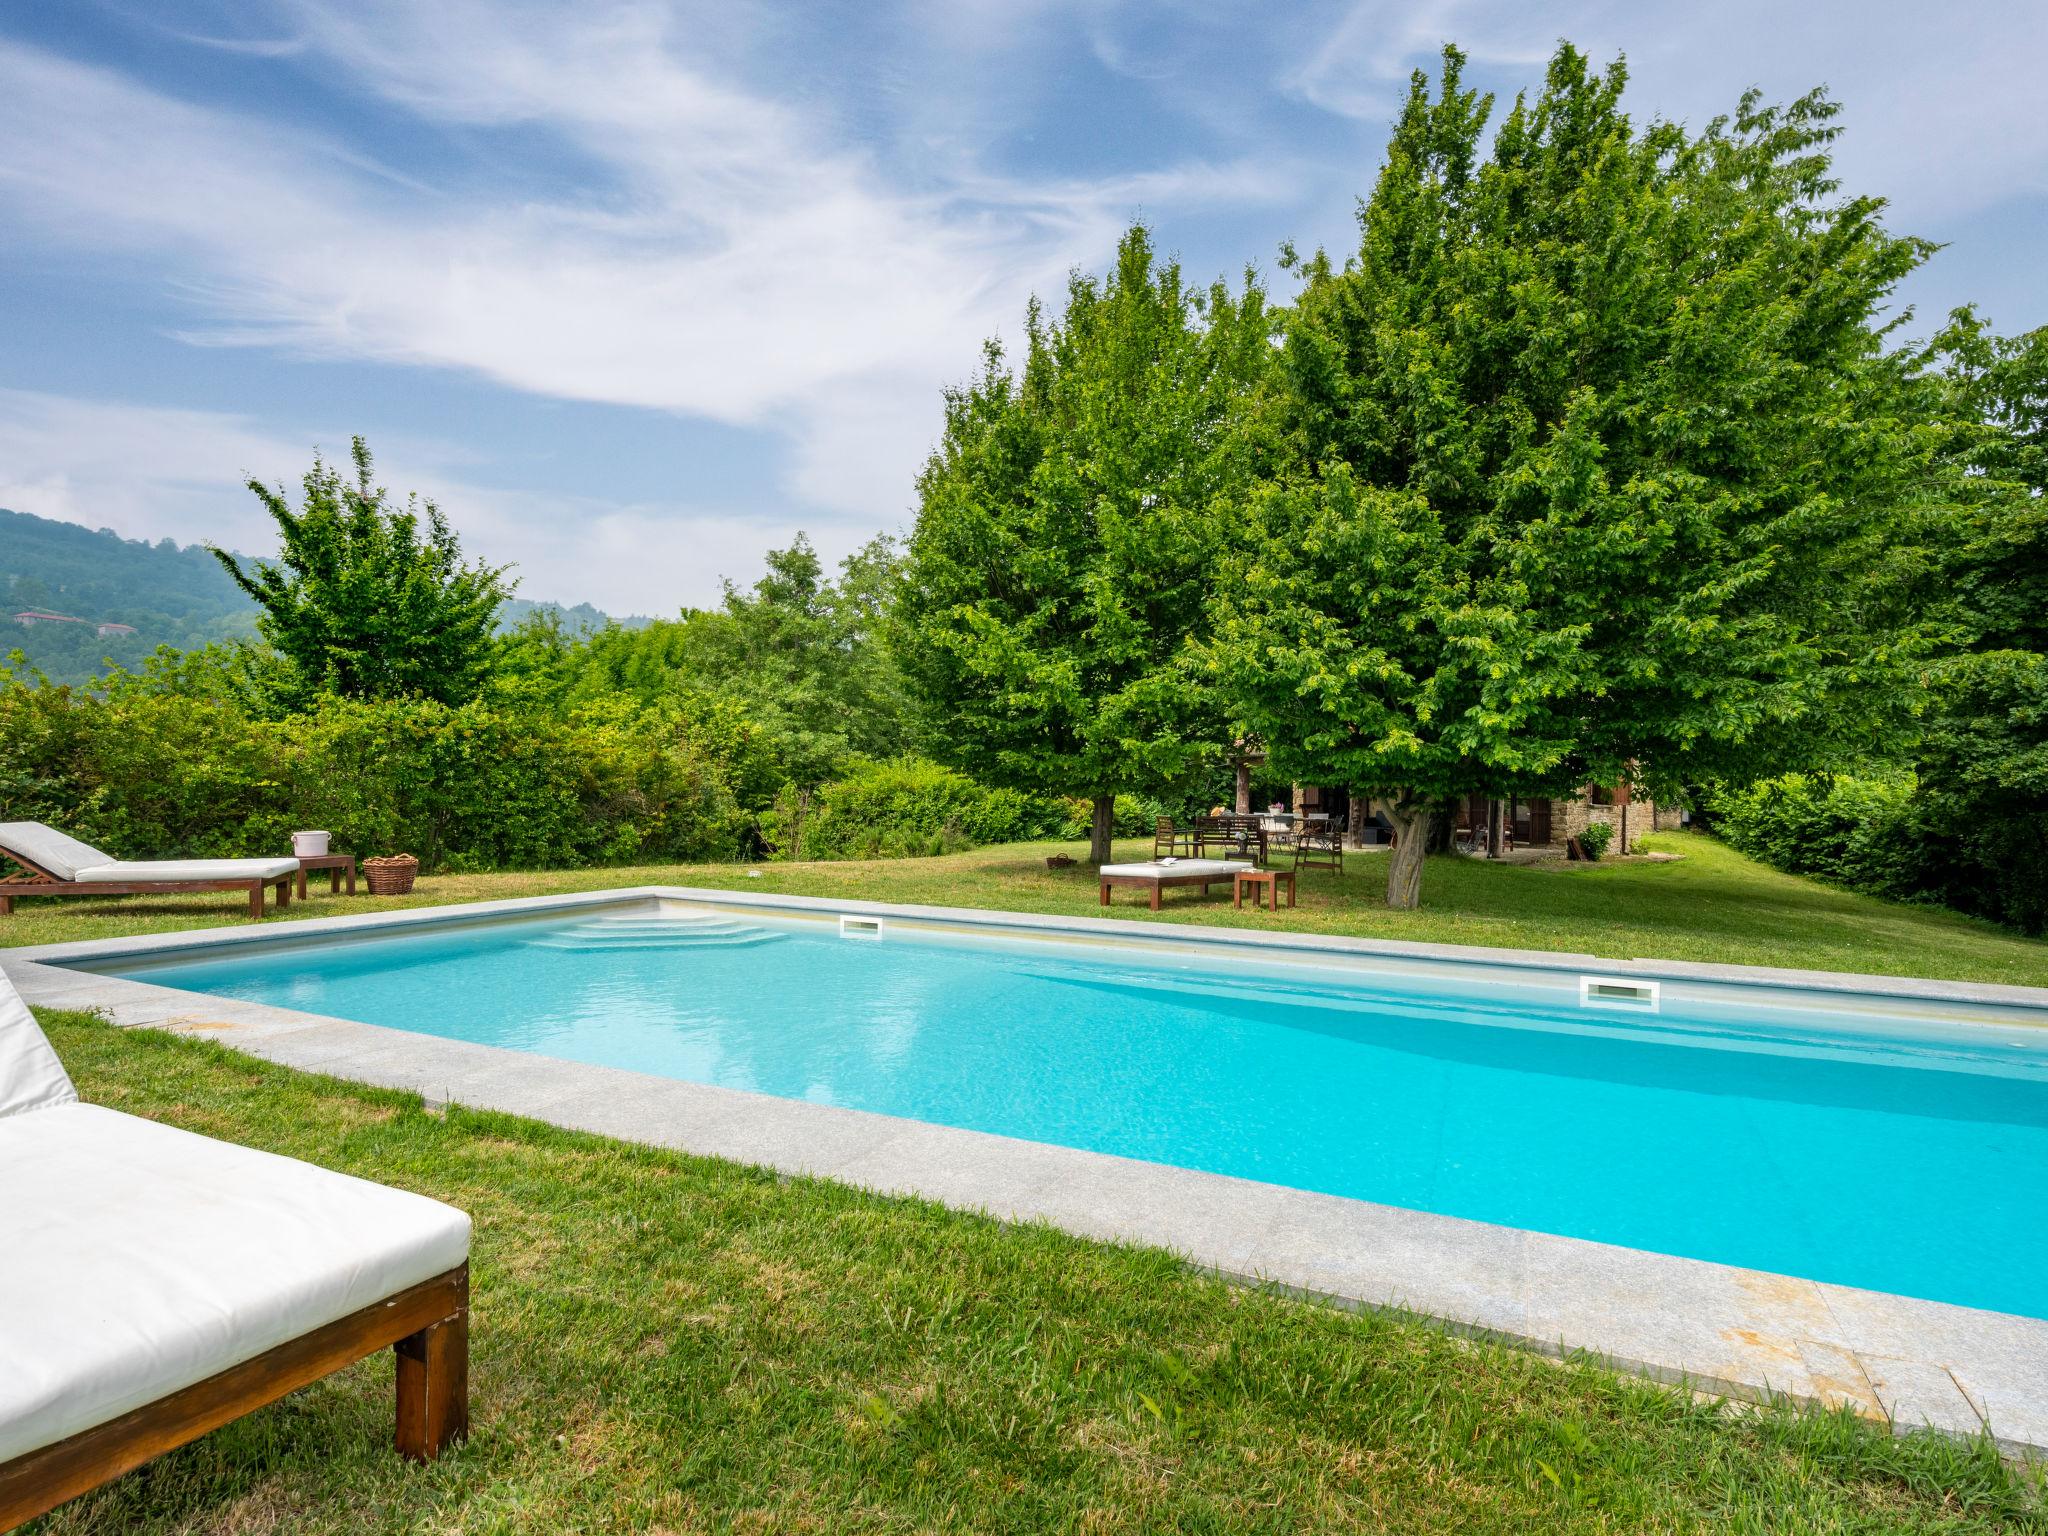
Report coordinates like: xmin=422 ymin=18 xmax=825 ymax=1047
xmin=1332 ymin=784 xmax=1681 ymax=852
xmin=1490 ymin=784 xmax=1683 ymax=854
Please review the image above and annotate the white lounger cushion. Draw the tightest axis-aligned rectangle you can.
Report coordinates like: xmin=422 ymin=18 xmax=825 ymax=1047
xmin=0 ymin=1102 xmax=471 ymax=1461
xmin=0 ymin=821 xmax=112 ymax=882
xmin=0 ymin=974 xmax=79 ymax=1120
xmin=74 ymin=857 xmax=301 ymax=883
xmin=0 ymin=822 xmax=299 ymax=884
xmin=1098 ymin=859 xmax=1254 ymax=878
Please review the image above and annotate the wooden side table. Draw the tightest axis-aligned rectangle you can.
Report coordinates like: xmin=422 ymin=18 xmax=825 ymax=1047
xmin=295 ymin=853 xmax=358 ymax=900
xmin=1233 ymin=868 xmax=1295 ymax=911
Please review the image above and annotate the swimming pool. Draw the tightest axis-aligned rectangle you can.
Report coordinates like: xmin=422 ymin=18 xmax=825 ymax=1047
xmin=82 ymin=901 xmax=2048 ymax=1321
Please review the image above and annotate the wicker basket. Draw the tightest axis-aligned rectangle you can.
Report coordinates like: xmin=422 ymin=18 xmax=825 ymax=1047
xmin=361 ymin=854 xmax=419 ymax=896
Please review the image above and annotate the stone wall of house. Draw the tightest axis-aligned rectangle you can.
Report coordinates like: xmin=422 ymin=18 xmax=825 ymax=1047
xmin=1551 ymin=793 xmax=1658 ymax=852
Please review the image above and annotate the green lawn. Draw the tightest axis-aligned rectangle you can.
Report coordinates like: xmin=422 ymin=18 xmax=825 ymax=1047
xmin=16 ymin=834 xmax=2048 ymax=1529
xmin=29 ymin=1012 xmax=2046 ymax=1534
xmin=7 ymin=832 xmax=2046 ymax=988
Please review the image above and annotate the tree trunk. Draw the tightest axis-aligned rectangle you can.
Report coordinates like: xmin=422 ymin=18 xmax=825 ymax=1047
xmin=1234 ymin=759 xmax=1251 ymax=815
xmin=1385 ymin=802 xmax=1433 ymax=909
xmin=1487 ymin=797 xmax=1504 ymax=859
xmin=1089 ymin=793 xmax=1116 ymax=866
xmin=790 ymin=786 xmax=811 ymax=862
xmin=1426 ymin=808 xmax=1454 ymax=854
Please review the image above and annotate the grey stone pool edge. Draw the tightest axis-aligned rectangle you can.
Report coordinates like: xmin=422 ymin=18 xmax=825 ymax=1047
xmin=5 ymin=886 xmax=2045 ymax=1457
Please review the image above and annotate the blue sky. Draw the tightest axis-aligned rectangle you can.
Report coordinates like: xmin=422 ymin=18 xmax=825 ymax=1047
xmin=3 ymin=1 xmax=2043 ymax=614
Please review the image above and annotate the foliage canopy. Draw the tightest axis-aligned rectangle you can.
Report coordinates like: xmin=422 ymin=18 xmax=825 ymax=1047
xmin=500 ymin=533 xmax=921 ymax=807
xmin=213 ymin=437 xmax=512 ymax=707
xmin=1212 ymin=45 xmax=1934 ymax=905
xmin=897 ymin=225 xmax=1274 ymax=861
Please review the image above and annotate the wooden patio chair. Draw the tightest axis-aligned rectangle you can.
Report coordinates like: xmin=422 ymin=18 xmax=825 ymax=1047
xmin=1152 ymin=817 xmax=1191 ymax=859
xmin=1293 ymin=825 xmax=1344 ymax=875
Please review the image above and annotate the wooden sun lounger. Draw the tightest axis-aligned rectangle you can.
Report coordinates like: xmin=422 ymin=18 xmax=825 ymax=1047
xmin=0 ymin=1268 xmax=469 ymax=1529
xmin=0 ymin=976 xmax=472 ymax=1528
xmin=0 ymin=835 xmax=299 ymax=921
xmin=1098 ymin=859 xmax=1255 ymax=911
xmin=0 ymin=860 xmax=294 ymax=920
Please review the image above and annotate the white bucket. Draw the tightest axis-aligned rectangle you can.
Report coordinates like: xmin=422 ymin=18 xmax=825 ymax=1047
xmin=292 ymin=830 xmax=331 ymax=858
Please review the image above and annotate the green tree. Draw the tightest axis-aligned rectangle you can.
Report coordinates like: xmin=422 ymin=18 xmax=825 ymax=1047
xmin=1910 ymin=312 xmax=2048 ymax=930
xmin=1213 ymin=46 xmax=1930 ymax=907
xmin=558 ymin=534 xmax=921 ymax=803
xmin=213 ymin=438 xmax=511 ymax=706
xmin=688 ymin=533 xmax=923 ymax=788
xmin=897 ymin=224 xmax=1274 ymax=864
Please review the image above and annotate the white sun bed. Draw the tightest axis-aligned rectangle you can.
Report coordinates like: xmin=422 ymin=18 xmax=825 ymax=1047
xmin=0 ymin=821 xmax=302 ymax=919
xmin=1097 ymin=857 xmax=1255 ymax=910
xmin=0 ymin=973 xmax=471 ymax=1527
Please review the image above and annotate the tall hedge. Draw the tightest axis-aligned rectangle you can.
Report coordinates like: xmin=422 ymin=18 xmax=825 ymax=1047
xmin=0 ymin=675 xmax=746 ymax=871
xmin=763 ymin=757 xmax=1158 ymax=861
xmin=1703 ymin=772 xmax=2046 ymax=934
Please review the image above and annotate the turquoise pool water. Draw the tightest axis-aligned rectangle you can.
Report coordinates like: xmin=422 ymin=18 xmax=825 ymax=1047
xmin=91 ymin=906 xmax=2048 ymax=1318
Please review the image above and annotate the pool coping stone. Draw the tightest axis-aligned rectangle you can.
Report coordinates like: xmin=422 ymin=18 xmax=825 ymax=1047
xmin=6 ymin=885 xmax=2046 ymax=1457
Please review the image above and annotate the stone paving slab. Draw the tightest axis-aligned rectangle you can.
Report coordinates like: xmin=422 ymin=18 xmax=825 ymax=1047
xmin=7 ymin=888 xmax=2047 ymax=1456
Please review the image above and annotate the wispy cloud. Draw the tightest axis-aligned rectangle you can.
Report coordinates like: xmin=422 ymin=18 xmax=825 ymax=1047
xmin=1284 ymin=0 xmax=2048 ymax=225
xmin=1 ymin=0 xmax=2036 ymax=614
xmin=158 ymin=29 xmax=309 ymax=59
xmin=0 ymin=6 xmax=1288 ymax=531
xmin=0 ymin=388 xmax=868 ymax=614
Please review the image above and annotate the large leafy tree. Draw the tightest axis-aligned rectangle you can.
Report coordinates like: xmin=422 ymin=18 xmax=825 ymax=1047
xmin=214 ymin=438 xmax=511 ymax=706
xmin=1909 ymin=312 xmax=2048 ymax=930
xmin=1213 ymin=46 xmax=1931 ymax=907
xmin=897 ymin=225 xmax=1274 ymax=863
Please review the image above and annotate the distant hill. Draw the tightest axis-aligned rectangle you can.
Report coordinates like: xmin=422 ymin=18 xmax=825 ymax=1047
xmin=499 ymin=596 xmax=629 ymax=636
xmin=0 ymin=507 xmax=646 ymax=685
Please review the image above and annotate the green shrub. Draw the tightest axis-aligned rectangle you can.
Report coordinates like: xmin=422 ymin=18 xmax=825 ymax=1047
xmin=766 ymin=757 xmax=1076 ymax=861
xmin=1052 ymin=793 xmax=1163 ymax=842
xmin=0 ymin=667 xmax=748 ymax=871
xmin=1576 ymin=821 xmax=1614 ymax=860
xmin=1694 ymin=770 xmax=2048 ymax=928
xmin=1702 ymin=774 xmax=1920 ymax=892
xmin=775 ymin=758 xmax=1181 ymax=861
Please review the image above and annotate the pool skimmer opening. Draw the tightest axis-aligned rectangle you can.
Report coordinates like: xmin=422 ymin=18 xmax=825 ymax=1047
xmin=1580 ymin=975 xmax=1660 ymax=1011
xmin=839 ymin=914 xmax=885 ymax=940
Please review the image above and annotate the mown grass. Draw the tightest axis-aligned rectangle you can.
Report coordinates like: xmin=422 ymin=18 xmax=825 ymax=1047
xmin=7 ymin=832 xmax=2046 ymax=987
xmin=30 ymin=1012 xmax=2047 ymax=1534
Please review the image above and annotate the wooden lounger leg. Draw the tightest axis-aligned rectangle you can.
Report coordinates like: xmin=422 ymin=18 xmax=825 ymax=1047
xmin=275 ymin=876 xmax=292 ymax=910
xmin=0 ymin=894 xmax=11 ymax=916
xmin=1149 ymin=884 xmax=1161 ymax=911
xmin=395 ymin=1301 xmax=469 ymax=1461
xmin=0 ymin=1266 xmax=469 ymax=1528
xmin=248 ymin=881 xmax=265 ymax=919
xmin=1099 ymin=881 xmax=1110 ymax=906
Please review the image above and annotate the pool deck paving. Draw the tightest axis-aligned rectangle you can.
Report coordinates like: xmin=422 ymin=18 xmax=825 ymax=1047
xmin=7 ymin=885 xmax=2046 ymax=1458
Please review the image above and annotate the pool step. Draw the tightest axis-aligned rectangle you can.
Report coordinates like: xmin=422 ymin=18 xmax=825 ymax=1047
xmin=566 ymin=916 xmax=758 ymax=935
xmin=525 ymin=931 xmax=785 ymax=952
xmin=522 ymin=913 xmax=786 ymax=952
